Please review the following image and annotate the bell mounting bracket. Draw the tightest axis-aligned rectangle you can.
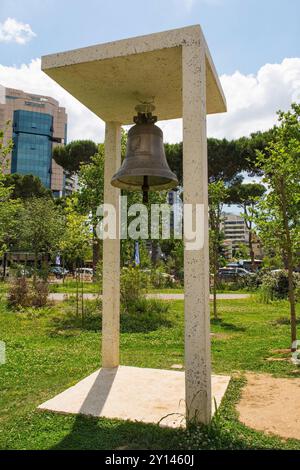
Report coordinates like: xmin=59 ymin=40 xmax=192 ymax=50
xmin=133 ymin=102 xmax=157 ymax=124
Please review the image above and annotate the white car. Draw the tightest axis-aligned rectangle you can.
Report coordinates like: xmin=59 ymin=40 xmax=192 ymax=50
xmin=75 ymin=267 xmax=93 ymax=276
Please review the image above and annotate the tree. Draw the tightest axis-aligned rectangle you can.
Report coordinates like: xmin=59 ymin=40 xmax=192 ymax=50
xmin=0 ymin=120 xmax=13 ymax=169
xmin=4 ymin=173 xmax=52 ymax=199
xmin=59 ymin=196 xmax=91 ymax=269
xmin=17 ymin=197 xmax=64 ymax=278
xmin=53 ymin=140 xmax=98 ymax=174
xmin=254 ymin=103 xmax=300 ymax=350
xmin=208 ymin=180 xmax=228 ymax=319
xmin=207 ymin=138 xmax=244 ymax=185
xmin=0 ymin=125 xmax=21 ymax=269
xmin=228 ymin=182 xmax=266 ymax=269
xmin=236 ymin=128 xmax=275 ymax=176
xmin=77 ymin=145 xmax=105 ymax=272
xmin=165 ymin=132 xmax=273 ymax=188
xmin=165 ymin=142 xmax=183 ymax=185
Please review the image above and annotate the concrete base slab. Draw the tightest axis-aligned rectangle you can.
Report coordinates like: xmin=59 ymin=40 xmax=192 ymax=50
xmin=38 ymin=366 xmax=230 ymax=427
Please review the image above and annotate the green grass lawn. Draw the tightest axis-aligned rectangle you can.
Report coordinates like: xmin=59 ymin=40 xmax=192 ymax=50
xmin=0 ymin=295 xmax=299 ymax=450
xmin=49 ymin=280 xmax=102 ymax=294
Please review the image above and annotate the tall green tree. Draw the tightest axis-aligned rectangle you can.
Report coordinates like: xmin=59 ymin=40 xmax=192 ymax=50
xmin=4 ymin=173 xmax=52 ymax=199
xmin=77 ymin=145 xmax=105 ymax=272
xmin=208 ymin=180 xmax=228 ymax=319
xmin=236 ymin=128 xmax=275 ymax=176
xmin=0 ymin=120 xmax=13 ymax=169
xmin=59 ymin=196 xmax=91 ymax=270
xmin=53 ymin=140 xmax=98 ymax=174
xmin=17 ymin=197 xmax=64 ymax=278
xmin=165 ymin=132 xmax=272 ymax=187
xmin=254 ymin=103 xmax=300 ymax=350
xmin=228 ymin=182 xmax=266 ymax=269
xmin=0 ymin=125 xmax=21 ymax=264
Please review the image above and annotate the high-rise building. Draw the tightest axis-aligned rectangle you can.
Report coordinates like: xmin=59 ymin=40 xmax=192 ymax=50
xmin=0 ymin=84 xmax=72 ymax=197
xmin=221 ymin=213 xmax=250 ymax=258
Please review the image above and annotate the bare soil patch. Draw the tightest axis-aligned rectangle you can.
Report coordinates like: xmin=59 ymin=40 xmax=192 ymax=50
xmin=237 ymin=373 xmax=300 ymax=440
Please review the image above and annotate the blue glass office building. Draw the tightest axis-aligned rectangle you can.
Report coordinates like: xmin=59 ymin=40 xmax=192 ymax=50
xmin=11 ymin=110 xmax=54 ymax=188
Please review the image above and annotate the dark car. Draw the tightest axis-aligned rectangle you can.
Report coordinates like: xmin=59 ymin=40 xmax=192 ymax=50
xmin=50 ymin=266 xmax=69 ymax=278
xmin=218 ymin=267 xmax=253 ymax=280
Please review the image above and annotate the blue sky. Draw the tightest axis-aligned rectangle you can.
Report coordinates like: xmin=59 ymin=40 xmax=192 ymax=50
xmin=0 ymin=0 xmax=299 ymax=75
xmin=0 ymin=0 xmax=299 ymax=216
xmin=0 ymin=0 xmax=299 ymax=147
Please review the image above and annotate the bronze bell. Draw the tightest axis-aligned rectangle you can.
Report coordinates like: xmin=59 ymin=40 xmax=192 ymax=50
xmin=111 ymin=105 xmax=178 ymax=202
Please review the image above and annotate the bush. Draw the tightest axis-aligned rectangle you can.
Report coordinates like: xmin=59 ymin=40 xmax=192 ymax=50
xmin=120 ymin=266 xmax=149 ymax=311
xmin=150 ymin=267 xmax=177 ymax=289
xmin=236 ymin=273 xmax=261 ymax=291
xmin=7 ymin=277 xmax=49 ymax=308
xmin=31 ymin=278 xmax=49 ymax=307
xmin=120 ymin=299 xmax=171 ymax=333
xmin=260 ymin=270 xmax=300 ymax=303
xmin=7 ymin=277 xmax=31 ymax=307
xmin=51 ymin=297 xmax=171 ymax=333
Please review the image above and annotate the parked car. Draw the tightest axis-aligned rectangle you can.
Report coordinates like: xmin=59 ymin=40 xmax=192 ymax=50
xmin=218 ymin=267 xmax=253 ymax=280
xmin=227 ymin=260 xmax=263 ymax=272
xmin=74 ymin=267 xmax=93 ymax=276
xmin=50 ymin=266 xmax=69 ymax=278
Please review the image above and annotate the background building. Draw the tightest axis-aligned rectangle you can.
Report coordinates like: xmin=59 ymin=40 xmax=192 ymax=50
xmin=0 ymin=84 xmax=72 ymax=197
xmin=221 ymin=212 xmax=250 ymax=259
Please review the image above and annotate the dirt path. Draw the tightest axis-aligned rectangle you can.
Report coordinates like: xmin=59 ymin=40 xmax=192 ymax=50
xmin=236 ymin=373 xmax=300 ymax=441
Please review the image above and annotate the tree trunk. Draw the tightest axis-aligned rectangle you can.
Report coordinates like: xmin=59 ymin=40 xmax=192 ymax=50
xmin=213 ymin=263 xmax=217 ymax=320
xmin=249 ymin=231 xmax=255 ymax=271
xmin=33 ymin=250 xmax=38 ymax=282
xmin=280 ymin=178 xmax=297 ymax=350
xmin=2 ymin=252 xmax=7 ymax=281
xmin=62 ymin=257 xmax=65 ymax=284
xmin=212 ymin=240 xmax=219 ymax=320
xmin=287 ymin=258 xmax=297 ymax=350
xmin=92 ymin=230 xmax=101 ymax=278
xmin=76 ymin=260 xmax=79 ymax=317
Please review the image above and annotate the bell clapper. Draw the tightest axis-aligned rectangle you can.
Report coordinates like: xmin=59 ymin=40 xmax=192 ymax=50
xmin=142 ymin=175 xmax=149 ymax=204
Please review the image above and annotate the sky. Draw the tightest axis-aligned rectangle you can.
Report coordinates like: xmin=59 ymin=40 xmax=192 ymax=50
xmin=0 ymin=0 xmax=299 ymax=145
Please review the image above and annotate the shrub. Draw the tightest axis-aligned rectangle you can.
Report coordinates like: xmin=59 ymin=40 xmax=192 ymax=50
xmin=120 ymin=299 xmax=171 ymax=333
xmin=150 ymin=267 xmax=176 ymax=289
xmin=120 ymin=266 xmax=149 ymax=311
xmin=31 ymin=278 xmax=49 ymax=307
xmin=259 ymin=270 xmax=300 ymax=303
xmin=236 ymin=273 xmax=261 ymax=291
xmin=7 ymin=277 xmax=49 ymax=308
xmin=7 ymin=277 xmax=31 ymax=308
xmin=51 ymin=297 xmax=171 ymax=333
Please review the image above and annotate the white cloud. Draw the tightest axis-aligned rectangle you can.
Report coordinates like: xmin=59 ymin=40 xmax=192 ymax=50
xmin=0 ymin=17 xmax=36 ymax=45
xmin=207 ymin=58 xmax=300 ymax=140
xmin=161 ymin=58 xmax=300 ymax=142
xmin=0 ymin=57 xmax=299 ymax=144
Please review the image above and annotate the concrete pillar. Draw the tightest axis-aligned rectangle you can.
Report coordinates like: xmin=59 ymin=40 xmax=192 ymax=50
xmin=102 ymin=122 xmax=121 ymax=368
xmin=182 ymin=43 xmax=212 ymax=424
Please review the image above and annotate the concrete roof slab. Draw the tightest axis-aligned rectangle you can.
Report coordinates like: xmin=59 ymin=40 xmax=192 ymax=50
xmin=42 ymin=25 xmax=226 ymax=124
